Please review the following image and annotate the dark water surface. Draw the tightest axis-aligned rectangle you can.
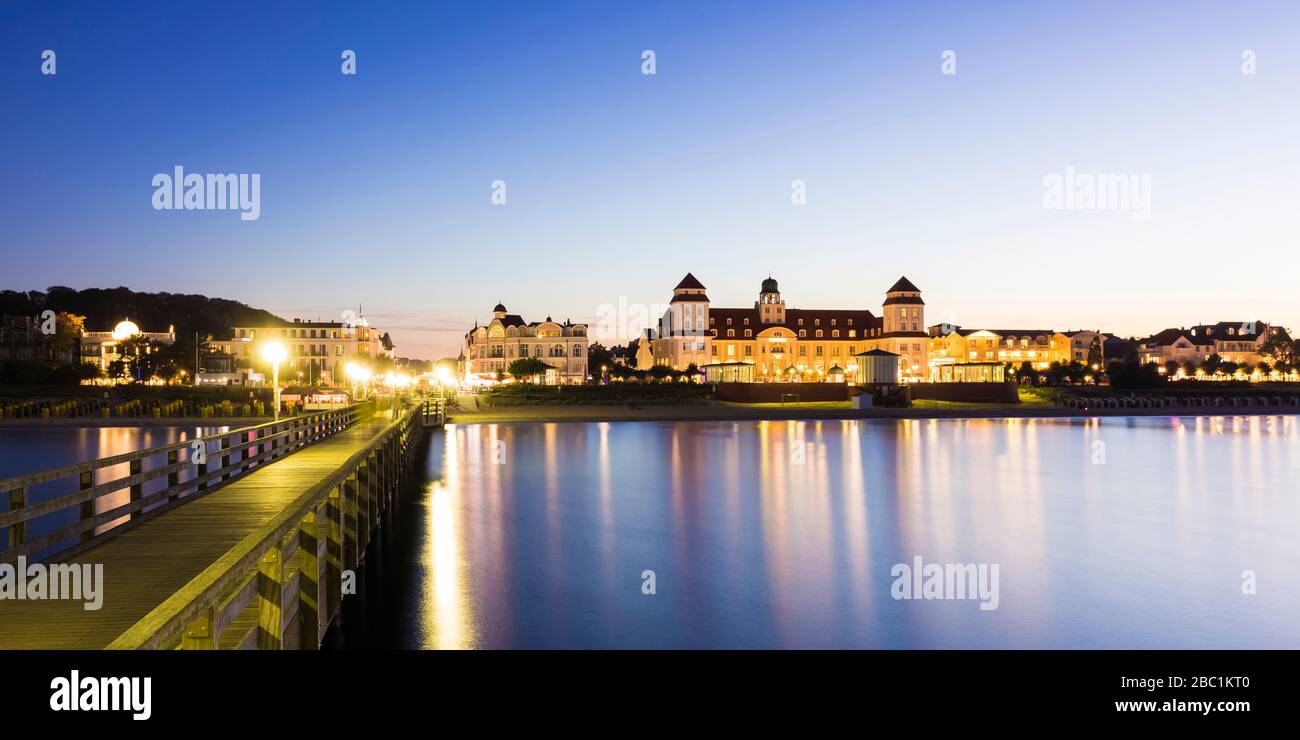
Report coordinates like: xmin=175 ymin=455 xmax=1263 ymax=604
xmin=329 ymin=416 xmax=1300 ymax=649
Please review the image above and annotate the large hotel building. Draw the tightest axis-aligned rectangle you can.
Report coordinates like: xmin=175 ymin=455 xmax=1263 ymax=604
xmin=650 ymin=273 xmax=930 ymax=382
xmin=459 ymin=303 xmax=589 ymax=384
xmin=201 ymin=317 xmax=393 ymax=386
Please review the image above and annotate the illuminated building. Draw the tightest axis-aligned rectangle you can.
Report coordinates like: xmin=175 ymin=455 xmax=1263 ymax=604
xmin=649 ymin=274 xmax=929 ymax=382
xmin=928 ymin=327 xmax=1106 ymax=373
xmin=204 ymin=314 xmax=393 ymax=386
xmin=1139 ymin=322 xmax=1287 ymax=367
xmin=80 ymin=320 xmax=175 ymax=374
xmin=460 ymin=303 xmax=588 ymax=384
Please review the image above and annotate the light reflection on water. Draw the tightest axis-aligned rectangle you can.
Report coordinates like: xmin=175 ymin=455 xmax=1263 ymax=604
xmin=391 ymin=416 xmax=1300 ymax=649
xmin=17 ymin=418 xmax=1286 ymax=649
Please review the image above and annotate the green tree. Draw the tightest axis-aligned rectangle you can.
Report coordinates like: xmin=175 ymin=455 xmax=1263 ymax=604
xmin=507 ymin=357 xmax=551 ymax=382
xmin=1258 ymin=328 xmax=1294 ymax=365
xmin=1018 ymin=361 xmax=1036 ymax=384
xmin=1087 ymin=336 xmax=1104 ymax=368
xmin=587 ymin=343 xmax=613 ymax=374
xmin=1202 ymin=353 xmax=1223 ymax=375
xmin=48 ymin=311 xmax=86 ymax=362
xmin=117 ymin=335 xmax=162 ymax=381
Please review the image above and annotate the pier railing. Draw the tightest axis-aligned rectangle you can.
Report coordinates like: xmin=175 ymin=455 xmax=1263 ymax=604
xmin=0 ymin=404 xmax=368 ymax=563
xmin=107 ymin=402 xmax=425 ymax=650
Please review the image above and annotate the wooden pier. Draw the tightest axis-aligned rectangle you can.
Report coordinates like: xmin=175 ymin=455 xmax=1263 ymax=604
xmin=0 ymin=400 xmax=433 ymax=649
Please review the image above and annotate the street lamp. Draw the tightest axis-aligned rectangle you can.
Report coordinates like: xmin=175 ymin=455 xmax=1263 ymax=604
xmin=434 ymin=366 xmax=453 ymax=388
xmin=345 ymin=362 xmax=360 ymax=399
xmin=262 ymin=341 xmax=287 ymax=421
xmin=347 ymin=363 xmax=372 ymax=401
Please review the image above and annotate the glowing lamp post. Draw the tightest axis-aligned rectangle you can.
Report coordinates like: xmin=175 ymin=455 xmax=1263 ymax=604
xmin=345 ymin=362 xmax=359 ymax=399
xmin=262 ymin=341 xmax=287 ymax=421
xmin=347 ymin=363 xmax=372 ymax=401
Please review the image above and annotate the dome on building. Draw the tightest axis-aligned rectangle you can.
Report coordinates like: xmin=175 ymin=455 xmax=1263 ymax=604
xmin=761 ymin=276 xmax=779 ymax=294
xmin=111 ymin=319 xmax=141 ymax=341
xmin=492 ymin=303 xmax=507 ymax=313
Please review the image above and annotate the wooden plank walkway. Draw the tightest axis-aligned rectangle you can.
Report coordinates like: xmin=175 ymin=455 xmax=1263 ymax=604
xmin=0 ymin=414 xmax=395 ymax=649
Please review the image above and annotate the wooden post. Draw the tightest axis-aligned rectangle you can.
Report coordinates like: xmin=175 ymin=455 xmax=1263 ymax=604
xmin=367 ymin=451 xmax=379 ymax=530
xmin=390 ymin=433 xmax=399 ymax=503
xmin=356 ymin=461 xmax=371 ymax=545
xmin=221 ymin=436 xmax=231 ymax=481
xmin=181 ymin=605 xmax=218 ymax=649
xmin=167 ymin=449 xmax=180 ymax=502
xmin=384 ymin=436 xmax=392 ymax=508
xmin=326 ymin=487 xmax=343 ymax=622
xmin=298 ymin=508 xmax=323 ymax=649
xmin=379 ymin=442 xmax=387 ymax=509
xmin=129 ymin=459 xmax=143 ymax=520
xmin=342 ymin=473 xmax=359 ymax=572
xmin=6 ymin=487 xmax=26 ymax=549
xmin=196 ymin=452 xmax=208 ymax=493
xmin=243 ymin=430 xmax=253 ymax=472
xmin=256 ymin=542 xmax=284 ymax=650
xmin=79 ymin=470 xmax=95 ymax=543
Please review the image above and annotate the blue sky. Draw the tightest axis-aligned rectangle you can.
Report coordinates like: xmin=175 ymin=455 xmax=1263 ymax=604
xmin=2 ymin=0 xmax=1297 ymax=359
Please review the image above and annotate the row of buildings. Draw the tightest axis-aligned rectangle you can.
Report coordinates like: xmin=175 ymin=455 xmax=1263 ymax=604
xmin=71 ymin=316 xmax=393 ymax=386
xmin=198 ymin=316 xmax=393 ymax=386
xmin=458 ymin=272 xmax=1290 ymax=385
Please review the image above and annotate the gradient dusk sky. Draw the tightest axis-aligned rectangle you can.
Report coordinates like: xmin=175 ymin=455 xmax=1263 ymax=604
xmin=2 ymin=0 xmax=1297 ymax=359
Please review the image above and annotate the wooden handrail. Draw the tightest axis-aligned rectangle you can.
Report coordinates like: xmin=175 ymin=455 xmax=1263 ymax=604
xmin=0 ymin=404 xmax=363 ymax=492
xmin=1 ymin=403 xmax=370 ymax=562
xmin=107 ymin=404 xmax=424 ymax=650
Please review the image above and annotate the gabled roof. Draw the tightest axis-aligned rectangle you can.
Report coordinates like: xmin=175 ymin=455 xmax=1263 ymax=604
xmin=1142 ymin=328 xmax=1211 ymax=347
xmin=887 ymin=276 xmax=920 ymax=293
xmin=674 ymin=273 xmax=706 ymax=290
xmin=1189 ymin=321 xmax=1268 ymax=342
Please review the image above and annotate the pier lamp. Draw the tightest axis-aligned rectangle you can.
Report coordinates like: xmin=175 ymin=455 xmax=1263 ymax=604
xmin=262 ymin=341 xmax=287 ymax=421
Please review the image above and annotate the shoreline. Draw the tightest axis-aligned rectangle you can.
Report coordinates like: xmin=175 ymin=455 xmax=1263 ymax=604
xmin=446 ymin=403 xmax=1298 ymax=425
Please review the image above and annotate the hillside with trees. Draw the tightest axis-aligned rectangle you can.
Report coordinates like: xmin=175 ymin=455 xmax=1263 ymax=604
xmin=1 ymin=286 xmax=289 ymax=385
xmin=0 ymin=286 xmax=286 ymax=338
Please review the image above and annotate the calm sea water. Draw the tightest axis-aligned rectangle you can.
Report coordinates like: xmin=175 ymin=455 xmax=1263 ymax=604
xmin=329 ymin=416 xmax=1300 ymax=649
